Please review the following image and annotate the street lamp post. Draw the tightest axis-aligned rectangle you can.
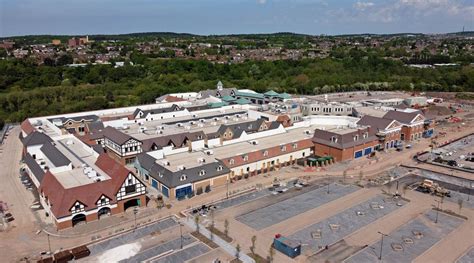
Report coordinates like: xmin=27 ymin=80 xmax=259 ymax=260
xmin=326 ymin=174 xmax=330 ymax=194
xmin=133 ymin=207 xmax=138 ymax=230
xmin=179 ymin=222 xmax=183 ymax=249
xmin=226 ymin=178 xmax=229 ymax=199
xmin=378 ymin=231 xmax=388 ymax=261
xmin=47 ymin=233 xmax=51 ymax=254
xmin=435 ymin=199 xmax=441 ymax=223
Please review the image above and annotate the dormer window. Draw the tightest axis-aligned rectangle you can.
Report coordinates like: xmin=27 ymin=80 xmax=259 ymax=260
xmin=243 ymin=155 xmax=249 ymax=161
xmin=158 ymin=172 xmax=163 ymax=178
xmin=75 ymin=204 xmax=80 ymax=210
xmin=330 ymin=136 xmax=338 ymax=143
xmin=229 ymin=159 xmax=235 ymax=165
xmin=263 ymin=150 xmax=268 ymax=157
xmin=217 ymin=165 xmax=223 ymax=171
xmin=199 ymin=170 xmax=206 ymax=176
xmin=292 ymin=143 xmax=298 ymax=149
xmin=363 ymin=132 xmax=368 ymax=139
xmin=354 ymin=135 xmax=359 ymax=141
xmin=180 ymin=174 xmax=187 ymax=181
xmin=281 ymin=145 xmax=287 ymax=152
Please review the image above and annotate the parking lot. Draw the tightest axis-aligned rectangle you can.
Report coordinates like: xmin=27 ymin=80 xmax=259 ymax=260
xmin=346 ymin=210 xmax=464 ymax=263
xmin=388 ymin=170 xmax=474 ymax=209
xmin=420 ymin=134 xmax=474 ymax=171
xmin=88 ymin=217 xmax=178 ymax=257
xmin=457 ymin=248 xmax=474 ymax=263
xmin=289 ymin=195 xmax=407 ymax=254
xmin=236 ymin=183 xmax=359 ymax=230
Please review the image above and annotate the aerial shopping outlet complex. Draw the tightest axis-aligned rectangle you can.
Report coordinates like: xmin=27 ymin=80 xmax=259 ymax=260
xmin=19 ymin=82 xmax=436 ymax=230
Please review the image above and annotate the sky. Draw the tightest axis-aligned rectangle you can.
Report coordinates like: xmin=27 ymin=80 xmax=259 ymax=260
xmin=0 ymin=0 xmax=473 ymax=37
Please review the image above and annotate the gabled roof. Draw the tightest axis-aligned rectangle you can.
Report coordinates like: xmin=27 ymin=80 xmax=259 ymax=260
xmin=357 ymin=115 xmax=400 ymax=131
xmin=278 ymin=93 xmax=292 ymax=99
xmin=132 ymin=104 xmax=182 ymax=119
xmin=234 ymin=91 xmax=265 ymax=99
xmin=136 ymin=153 xmax=230 ymax=188
xmin=85 ymin=121 xmax=104 ymax=133
xmin=233 ymin=98 xmax=251 ymax=105
xmin=102 ymin=126 xmax=137 ymax=145
xmin=141 ymin=133 xmax=192 ymax=151
xmin=24 ymin=153 xmax=45 ymax=183
xmin=264 ymin=90 xmax=279 ymax=96
xmin=312 ymin=128 xmax=377 ymax=149
xmin=383 ymin=110 xmax=424 ymax=124
xmin=221 ymin=95 xmax=236 ymax=102
xmin=39 ymin=154 xmax=138 ymax=219
xmin=21 ymin=119 xmax=35 ymax=135
xmin=40 ymin=143 xmax=71 ymax=167
xmin=21 ymin=131 xmax=53 ymax=147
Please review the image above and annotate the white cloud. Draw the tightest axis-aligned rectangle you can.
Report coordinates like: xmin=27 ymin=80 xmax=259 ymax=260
xmin=257 ymin=0 xmax=267 ymax=4
xmin=354 ymin=1 xmax=374 ymax=11
xmin=339 ymin=0 xmax=474 ymax=23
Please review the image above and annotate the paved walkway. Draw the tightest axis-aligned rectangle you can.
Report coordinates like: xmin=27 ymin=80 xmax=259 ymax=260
xmin=182 ymin=217 xmax=256 ymax=263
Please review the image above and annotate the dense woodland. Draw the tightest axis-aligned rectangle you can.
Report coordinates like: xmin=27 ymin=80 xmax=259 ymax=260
xmin=0 ymin=53 xmax=473 ymax=122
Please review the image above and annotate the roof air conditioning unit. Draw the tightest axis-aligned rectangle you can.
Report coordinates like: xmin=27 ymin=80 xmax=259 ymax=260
xmin=205 ymin=150 xmax=214 ymax=155
xmin=250 ymin=140 xmax=258 ymax=145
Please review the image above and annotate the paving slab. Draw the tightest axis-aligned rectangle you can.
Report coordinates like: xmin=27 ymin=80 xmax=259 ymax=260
xmin=119 ymin=234 xmax=196 ymax=263
xmin=151 ymin=243 xmax=211 ymax=263
xmin=345 ymin=210 xmax=464 ymax=263
xmin=236 ymin=183 xmax=359 ymax=230
xmin=289 ymin=195 xmax=407 ymax=254
xmin=456 ymin=247 xmax=474 ymax=263
xmin=88 ymin=217 xmax=177 ymax=255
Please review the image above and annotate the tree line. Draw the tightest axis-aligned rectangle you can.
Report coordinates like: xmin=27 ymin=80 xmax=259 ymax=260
xmin=0 ymin=54 xmax=473 ymax=122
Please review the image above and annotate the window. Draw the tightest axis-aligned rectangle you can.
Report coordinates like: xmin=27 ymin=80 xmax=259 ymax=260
xmin=78 ymin=126 xmax=85 ymax=133
xmin=180 ymin=174 xmax=187 ymax=181
xmin=229 ymin=159 xmax=235 ymax=165
xmin=128 ymin=178 xmax=133 ymax=184
xmin=292 ymin=143 xmax=298 ymax=149
xmin=217 ymin=165 xmax=223 ymax=171
xmin=281 ymin=145 xmax=287 ymax=152
xmin=243 ymin=155 xmax=249 ymax=161
xmin=199 ymin=170 xmax=206 ymax=176
xmin=75 ymin=204 xmax=80 ymax=210
xmin=125 ymin=185 xmax=136 ymax=194
xmin=330 ymin=136 xmax=338 ymax=143
xmin=354 ymin=135 xmax=359 ymax=141
xmin=158 ymin=172 xmax=163 ymax=178
xmin=263 ymin=150 xmax=268 ymax=157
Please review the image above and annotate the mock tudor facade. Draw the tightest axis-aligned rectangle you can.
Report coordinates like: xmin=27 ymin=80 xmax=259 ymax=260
xmin=38 ymin=154 xmax=146 ymax=230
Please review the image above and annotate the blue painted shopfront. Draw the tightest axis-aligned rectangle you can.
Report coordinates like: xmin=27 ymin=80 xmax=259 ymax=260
xmin=364 ymin=147 xmax=372 ymax=155
xmin=162 ymin=185 xmax=169 ymax=198
xmin=175 ymin=184 xmax=193 ymax=200
xmin=354 ymin=150 xmax=363 ymax=158
xmin=151 ymin=179 xmax=158 ymax=189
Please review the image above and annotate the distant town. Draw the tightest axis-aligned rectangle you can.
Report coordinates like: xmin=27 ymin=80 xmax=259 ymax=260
xmin=1 ymin=32 xmax=473 ymax=66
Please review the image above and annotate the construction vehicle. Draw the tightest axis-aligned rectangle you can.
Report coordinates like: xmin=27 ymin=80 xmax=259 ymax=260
xmin=418 ymin=179 xmax=451 ymax=197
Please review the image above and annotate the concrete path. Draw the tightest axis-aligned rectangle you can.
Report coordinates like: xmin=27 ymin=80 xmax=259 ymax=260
xmin=182 ymin=217 xmax=255 ymax=263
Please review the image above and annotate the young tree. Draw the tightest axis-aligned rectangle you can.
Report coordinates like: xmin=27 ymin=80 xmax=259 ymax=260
xmin=224 ymin=218 xmax=229 ymax=237
xmin=236 ymin=244 xmax=241 ymax=259
xmin=268 ymin=245 xmax=275 ymax=263
xmin=458 ymin=198 xmax=464 ymax=214
xmin=210 ymin=210 xmax=215 ymax=241
xmin=250 ymin=235 xmax=257 ymax=255
xmin=194 ymin=214 xmax=200 ymax=233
